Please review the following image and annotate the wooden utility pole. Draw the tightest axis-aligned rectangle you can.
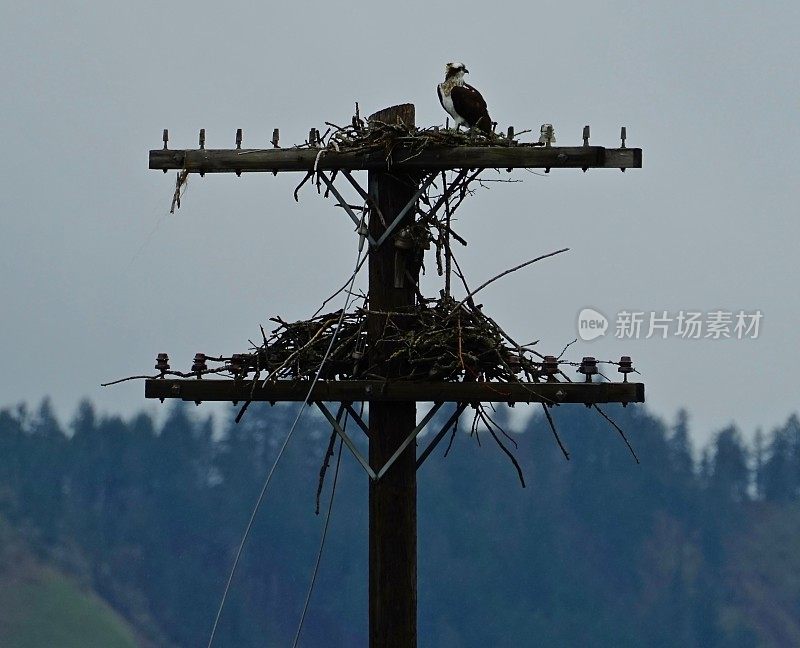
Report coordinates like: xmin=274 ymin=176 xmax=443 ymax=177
xmin=143 ymin=105 xmax=644 ymax=647
xmin=366 ymin=104 xmax=419 ymax=647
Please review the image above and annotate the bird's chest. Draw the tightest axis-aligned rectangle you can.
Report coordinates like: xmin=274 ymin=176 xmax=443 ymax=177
xmin=438 ymin=85 xmax=465 ymax=125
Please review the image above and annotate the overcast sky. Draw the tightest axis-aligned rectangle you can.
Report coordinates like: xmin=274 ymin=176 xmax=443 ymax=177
xmin=1 ymin=2 xmax=797 ymax=446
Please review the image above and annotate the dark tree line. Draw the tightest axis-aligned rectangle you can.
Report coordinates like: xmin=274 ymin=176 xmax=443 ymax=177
xmin=2 ymin=398 xmax=800 ymax=647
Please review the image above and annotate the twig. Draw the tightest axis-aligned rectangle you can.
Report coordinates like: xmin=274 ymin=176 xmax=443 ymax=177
xmin=170 ymin=170 xmax=189 ymax=214
xmin=262 ymin=315 xmax=341 ymax=385
xmin=101 ymin=374 xmax=158 ymax=387
xmin=481 ymin=406 xmax=518 ymax=449
xmin=541 ymin=403 xmax=570 ymax=460
xmin=593 ymin=405 xmax=640 ymax=464
xmin=443 ymin=419 xmax=459 ymax=457
xmin=294 ymin=172 xmax=314 ymax=202
xmin=442 ymin=171 xmax=453 ymax=296
xmin=449 ymin=248 xmax=570 ymax=316
xmin=478 ymin=405 xmax=525 ymax=487
xmin=292 ymin=437 xmax=343 ymax=648
xmin=312 ymin=256 xmax=368 ymax=318
xmin=315 ymin=406 xmax=344 ymax=514
xmin=556 ymin=338 xmax=578 ymax=361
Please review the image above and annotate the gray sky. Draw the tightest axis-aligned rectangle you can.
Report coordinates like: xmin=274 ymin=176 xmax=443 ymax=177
xmin=1 ymin=2 xmax=798 ymax=446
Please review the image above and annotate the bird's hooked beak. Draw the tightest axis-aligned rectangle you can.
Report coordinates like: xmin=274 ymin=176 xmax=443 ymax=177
xmin=463 ymin=67 xmax=469 ymax=74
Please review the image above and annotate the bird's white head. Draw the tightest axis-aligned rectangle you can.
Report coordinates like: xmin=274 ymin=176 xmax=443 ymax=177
xmin=444 ymin=61 xmax=469 ymax=80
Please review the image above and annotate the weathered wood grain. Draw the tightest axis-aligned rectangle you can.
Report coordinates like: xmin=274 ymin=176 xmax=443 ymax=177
xmin=144 ymin=378 xmax=645 ymax=405
xmin=149 ymin=145 xmax=641 ymax=173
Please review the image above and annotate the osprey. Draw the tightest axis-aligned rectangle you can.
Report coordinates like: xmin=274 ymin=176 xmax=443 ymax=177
xmin=437 ymin=62 xmax=493 ymax=135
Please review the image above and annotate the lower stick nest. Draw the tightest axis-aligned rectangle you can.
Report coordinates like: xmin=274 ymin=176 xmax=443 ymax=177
xmin=249 ymin=295 xmax=539 ymax=384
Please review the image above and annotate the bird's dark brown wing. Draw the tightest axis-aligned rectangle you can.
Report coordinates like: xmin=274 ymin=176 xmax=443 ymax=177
xmin=451 ymin=83 xmax=492 ymax=134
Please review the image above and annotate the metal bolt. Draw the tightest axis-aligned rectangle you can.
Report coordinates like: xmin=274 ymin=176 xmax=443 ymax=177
xmin=235 ymin=129 xmax=242 ymax=176
xmin=271 ymin=128 xmax=280 ymax=148
xmin=161 ymin=129 xmax=169 ymax=172
xmin=581 ymin=125 xmax=591 ymax=172
xmin=199 ymin=128 xmax=205 ymax=150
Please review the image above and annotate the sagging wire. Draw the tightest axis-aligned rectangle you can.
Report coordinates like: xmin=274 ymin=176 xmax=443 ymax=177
xmin=292 ymin=427 xmax=347 ymax=647
xmin=207 ymin=218 xmax=368 ymax=648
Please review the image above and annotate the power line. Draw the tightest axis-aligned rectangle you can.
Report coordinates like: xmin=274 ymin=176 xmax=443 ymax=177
xmin=207 ymin=232 xmax=367 ymax=648
xmin=292 ymin=434 xmax=345 ymax=648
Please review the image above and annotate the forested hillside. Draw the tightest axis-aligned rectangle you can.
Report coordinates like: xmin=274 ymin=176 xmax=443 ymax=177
xmin=2 ymin=398 xmax=799 ymax=647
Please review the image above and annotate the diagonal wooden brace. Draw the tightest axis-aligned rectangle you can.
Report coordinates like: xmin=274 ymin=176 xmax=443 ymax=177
xmin=317 ymin=401 xmax=447 ymax=481
xmin=416 ymin=402 xmax=469 ymax=471
xmin=316 ymin=171 xmax=378 ymax=248
xmin=317 ymin=171 xmax=437 ymax=252
xmin=374 ymin=402 xmax=443 ymax=480
xmin=343 ymin=402 xmax=370 ymax=438
xmin=315 ymin=401 xmax=377 ymax=480
xmin=340 ymin=169 xmax=387 ymax=227
xmin=373 ymin=173 xmax=437 ymax=249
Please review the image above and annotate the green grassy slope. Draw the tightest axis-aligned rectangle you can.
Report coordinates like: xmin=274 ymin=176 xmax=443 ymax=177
xmin=0 ymin=564 xmax=138 ymax=648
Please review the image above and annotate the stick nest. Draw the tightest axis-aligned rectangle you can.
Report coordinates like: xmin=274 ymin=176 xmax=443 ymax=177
xmin=316 ymin=114 xmax=542 ymax=157
xmin=238 ymin=296 xmax=539 ymax=385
